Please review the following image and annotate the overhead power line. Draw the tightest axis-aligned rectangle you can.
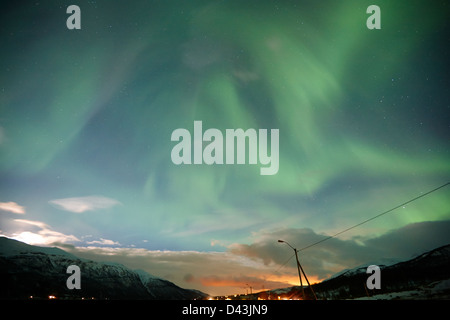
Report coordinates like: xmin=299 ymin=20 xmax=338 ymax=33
xmin=297 ymin=181 xmax=450 ymax=252
xmin=274 ymin=253 xmax=295 ymax=274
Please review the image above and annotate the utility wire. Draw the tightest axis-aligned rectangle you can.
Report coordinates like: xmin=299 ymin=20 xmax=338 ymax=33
xmin=274 ymin=253 xmax=295 ymax=274
xmin=297 ymin=181 xmax=449 ymax=252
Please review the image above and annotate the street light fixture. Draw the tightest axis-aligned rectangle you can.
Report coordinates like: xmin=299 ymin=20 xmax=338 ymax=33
xmin=278 ymin=239 xmax=317 ymax=300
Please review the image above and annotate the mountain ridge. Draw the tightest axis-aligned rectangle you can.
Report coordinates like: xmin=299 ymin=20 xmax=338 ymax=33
xmin=0 ymin=237 xmax=207 ymax=300
xmin=223 ymin=243 xmax=450 ymax=300
xmin=312 ymin=243 xmax=450 ymax=299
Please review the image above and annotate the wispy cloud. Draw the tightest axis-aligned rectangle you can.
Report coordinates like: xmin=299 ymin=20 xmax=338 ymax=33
xmin=48 ymin=195 xmax=121 ymax=213
xmin=86 ymin=238 xmax=120 ymax=246
xmin=11 ymin=219 xmax=80 ymax=245
xmin=0 ymin=202 xmax=26 ymax=214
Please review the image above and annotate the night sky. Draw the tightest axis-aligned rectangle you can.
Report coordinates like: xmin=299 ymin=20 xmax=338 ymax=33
xmin=1 ymin=0 xmax=449 ymax=296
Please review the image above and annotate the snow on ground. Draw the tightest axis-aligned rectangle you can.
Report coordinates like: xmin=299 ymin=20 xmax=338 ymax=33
xmin=354 ymin=278 xmax=450 ymax=300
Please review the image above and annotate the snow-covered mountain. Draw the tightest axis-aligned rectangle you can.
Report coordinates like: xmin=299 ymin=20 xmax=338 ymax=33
xmin=326 ymin=257 xmax=402 ymax=281
xmin=242 ymin=244 xmax=450 ymax=300
xmin=313 ymin=243 xmax=450 ymax=300
xmin=0 ymin=237 xmax=207 ymax=300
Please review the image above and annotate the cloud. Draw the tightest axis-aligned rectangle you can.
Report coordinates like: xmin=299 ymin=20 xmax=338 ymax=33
xmin=228 ymin=220 xmax=450 ymax=280
xmin=10 ymin=219 xmax=80 ymax=245
xmin=48 ymin=195 xmax=121 ymax=213
xmin=86 ymin=238 xmax=120 ymax=246
xmin=228 ymin=228 xmax=369 ymax=280
xmin=364 ymin=220 xmax=450 ymax=257
xmin=0 ymin=201 xmax=26 ymax=214
xmin=64 ymin=245 xmax=287 ymax=296
xmin=56 ymin=220 xmax=450 ymax=296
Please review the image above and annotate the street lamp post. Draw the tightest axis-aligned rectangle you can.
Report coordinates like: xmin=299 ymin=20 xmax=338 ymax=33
xmin=278 ymin=240 xmax=317 ymax=300
xmin=245 ymin=283 xmax=252 ymax=295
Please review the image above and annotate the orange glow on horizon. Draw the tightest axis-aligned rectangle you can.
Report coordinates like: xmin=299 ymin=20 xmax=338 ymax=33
xmin=197 ymin=272 xmax=324 ymax=297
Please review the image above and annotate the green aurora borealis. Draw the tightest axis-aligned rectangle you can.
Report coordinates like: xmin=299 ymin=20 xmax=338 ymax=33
xmin=1 ymin=1 xmax=449 ymax=295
